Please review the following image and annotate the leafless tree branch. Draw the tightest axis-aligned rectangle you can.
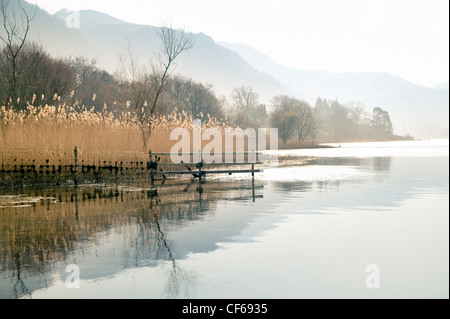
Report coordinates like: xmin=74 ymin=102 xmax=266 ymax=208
xmin=150 ymin=23 xmax=193 ymax=116
xmin=0 ymin=0 xmax=36 ymax=109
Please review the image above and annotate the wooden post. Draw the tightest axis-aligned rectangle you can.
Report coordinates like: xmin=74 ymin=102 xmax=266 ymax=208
xmin=74 ymin=146 xmax=78 ymax=185
xmin=198 ymin=149 xmax=202 ymax=181
xmin=149 ymin=150 xmax=155 ymax=183
xmin=252 ymin=176 xmax=256 ymax=202
xmin=252 ymin=150 xmax=256 ymax=178
xmin=74 ymin=185 xmax=79 ymax=220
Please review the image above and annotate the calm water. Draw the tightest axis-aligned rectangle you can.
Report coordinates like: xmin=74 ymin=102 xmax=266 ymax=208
xmin=0 ymin=139 xmax=448 ymax=299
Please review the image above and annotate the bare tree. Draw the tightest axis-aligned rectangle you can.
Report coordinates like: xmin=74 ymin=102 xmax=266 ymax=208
xmin=292 ymin=100 xmax=314 ymax=144
xmin=372 ymin=107 xmax=393 ymax=138
xmin=118 ymin=42 xmax=157 ymax=149
xmin=118 ymin=41 xmax=155 ymax=110
xmin=270 ymin=109 xmax=299 ymax=145
xmin=165 ymin=75 xmax=225 ymax=120
xmin=270 ymin=95 xmax=315 ymax=144
xmin=117 ymin=26 xmax=193 ymax=150
xmin=0 ymin=0 xmax=36 ymax=109
xmin=15 ymin=43 xmax=75 ymax=106
xmin=231 ymin=86 xmax=259 ymax=127
xmin=150 ymin=24 xmax=194 ymax=117
xmin=309 ymin=117 xmax=319 ymax=145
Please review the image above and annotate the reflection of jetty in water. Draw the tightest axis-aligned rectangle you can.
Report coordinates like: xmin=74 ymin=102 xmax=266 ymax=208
xmin=0 ymin=179 xmax=263 ymax=299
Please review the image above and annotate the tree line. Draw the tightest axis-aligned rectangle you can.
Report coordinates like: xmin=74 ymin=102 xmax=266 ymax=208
xmin=224 ymin=87 xmax=396 ymax=144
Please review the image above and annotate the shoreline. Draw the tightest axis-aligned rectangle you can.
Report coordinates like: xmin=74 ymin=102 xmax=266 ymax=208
xmin=277 ymin=136 xmax=416 ymax=150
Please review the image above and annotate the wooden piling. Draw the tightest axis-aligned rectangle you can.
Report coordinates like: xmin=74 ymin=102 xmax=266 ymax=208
xmin=74 ymin=146 xmax=78 ymax=185
xmin=149 ymin=150 xmax=155 ymax=183
xmin=198 ymin=149 xmax=202 ymax=181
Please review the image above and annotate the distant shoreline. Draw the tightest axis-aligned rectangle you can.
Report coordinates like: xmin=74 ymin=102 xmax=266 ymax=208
xmin=277 ymin=135 xmax=416 ymax=150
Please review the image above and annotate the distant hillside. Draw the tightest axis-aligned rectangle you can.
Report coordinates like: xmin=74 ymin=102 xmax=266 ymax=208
xmin=220 ymin=42 xmax=449 ymax=138
xmin=54 ymin=9 xmax=129 ymax=28
xmin=14 ymin=3 xmax=97 ymax=59
xmin=39 ymin=8 xmax=287 ymax=103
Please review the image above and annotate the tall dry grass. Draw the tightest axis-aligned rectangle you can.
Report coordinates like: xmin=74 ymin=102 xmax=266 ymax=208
xmin=0 ymin=96 xmax=230 ymax=168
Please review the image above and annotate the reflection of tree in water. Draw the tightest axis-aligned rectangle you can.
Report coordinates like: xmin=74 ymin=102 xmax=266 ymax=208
xmin=312 ymin=157 xmax=392 ymax=172
xmin=12 ymin=252 xmax=32 ymax=299
xmin=126 ymin=195 xmax=199 ymax=298
xmin=164 ymin=258 xmax=197 ymax=299
xmin=272 ymin=180 xmax=313 ymax=193
xmin=373 ymin=157 xmax=391 ymax=171
xmin=150 ymin=209 xmax=197 ymax=298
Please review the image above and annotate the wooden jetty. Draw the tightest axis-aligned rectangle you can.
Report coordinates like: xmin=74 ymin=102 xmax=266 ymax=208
xmin=148 ymin=151 xmax=264 ymax=182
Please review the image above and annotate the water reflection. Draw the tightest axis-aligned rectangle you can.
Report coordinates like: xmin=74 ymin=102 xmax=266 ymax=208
xmin=0 ymin=179 xmax=262 ymax=299
xmin=264 ymin=157 xmax=391 ymax=194
xmin=0 ymin=144 xmax=448 ymax=299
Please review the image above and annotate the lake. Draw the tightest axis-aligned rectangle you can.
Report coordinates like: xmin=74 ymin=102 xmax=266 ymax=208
xmin=0 ymin=139 xmax=448 ymax=299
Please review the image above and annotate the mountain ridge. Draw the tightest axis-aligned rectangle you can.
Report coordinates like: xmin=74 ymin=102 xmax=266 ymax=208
xmin=54 ymin=9 xmax=131 ymax=28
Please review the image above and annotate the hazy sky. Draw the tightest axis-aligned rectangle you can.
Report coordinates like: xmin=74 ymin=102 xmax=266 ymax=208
xmin=27 ymin=0 xmax=449 ymax=88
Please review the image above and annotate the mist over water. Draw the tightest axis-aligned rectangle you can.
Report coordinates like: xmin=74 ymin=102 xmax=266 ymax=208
xmin=0 ymin=140 xmax=448 ymax=299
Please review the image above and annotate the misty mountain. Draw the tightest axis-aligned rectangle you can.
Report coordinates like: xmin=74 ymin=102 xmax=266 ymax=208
xmin=55 ymin=9 xmax=129 ymax=29
xmin=7 ymin=3 xmax=97 ymax=60
xmin=5 ymin=2 xmax=449 ymax=138
xmin=220 ymin=42 xmax=449 ymax=138
xmin=50 ymin=8 xmax=287 ymax=103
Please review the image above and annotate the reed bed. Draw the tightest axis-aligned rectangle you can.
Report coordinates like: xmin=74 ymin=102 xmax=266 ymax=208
xmin=0 ymin=99 xmax=229 ymax=170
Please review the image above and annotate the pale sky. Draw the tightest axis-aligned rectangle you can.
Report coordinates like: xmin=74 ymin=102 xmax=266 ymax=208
xmin=27 ymin=0 xmax=449 ymax=88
